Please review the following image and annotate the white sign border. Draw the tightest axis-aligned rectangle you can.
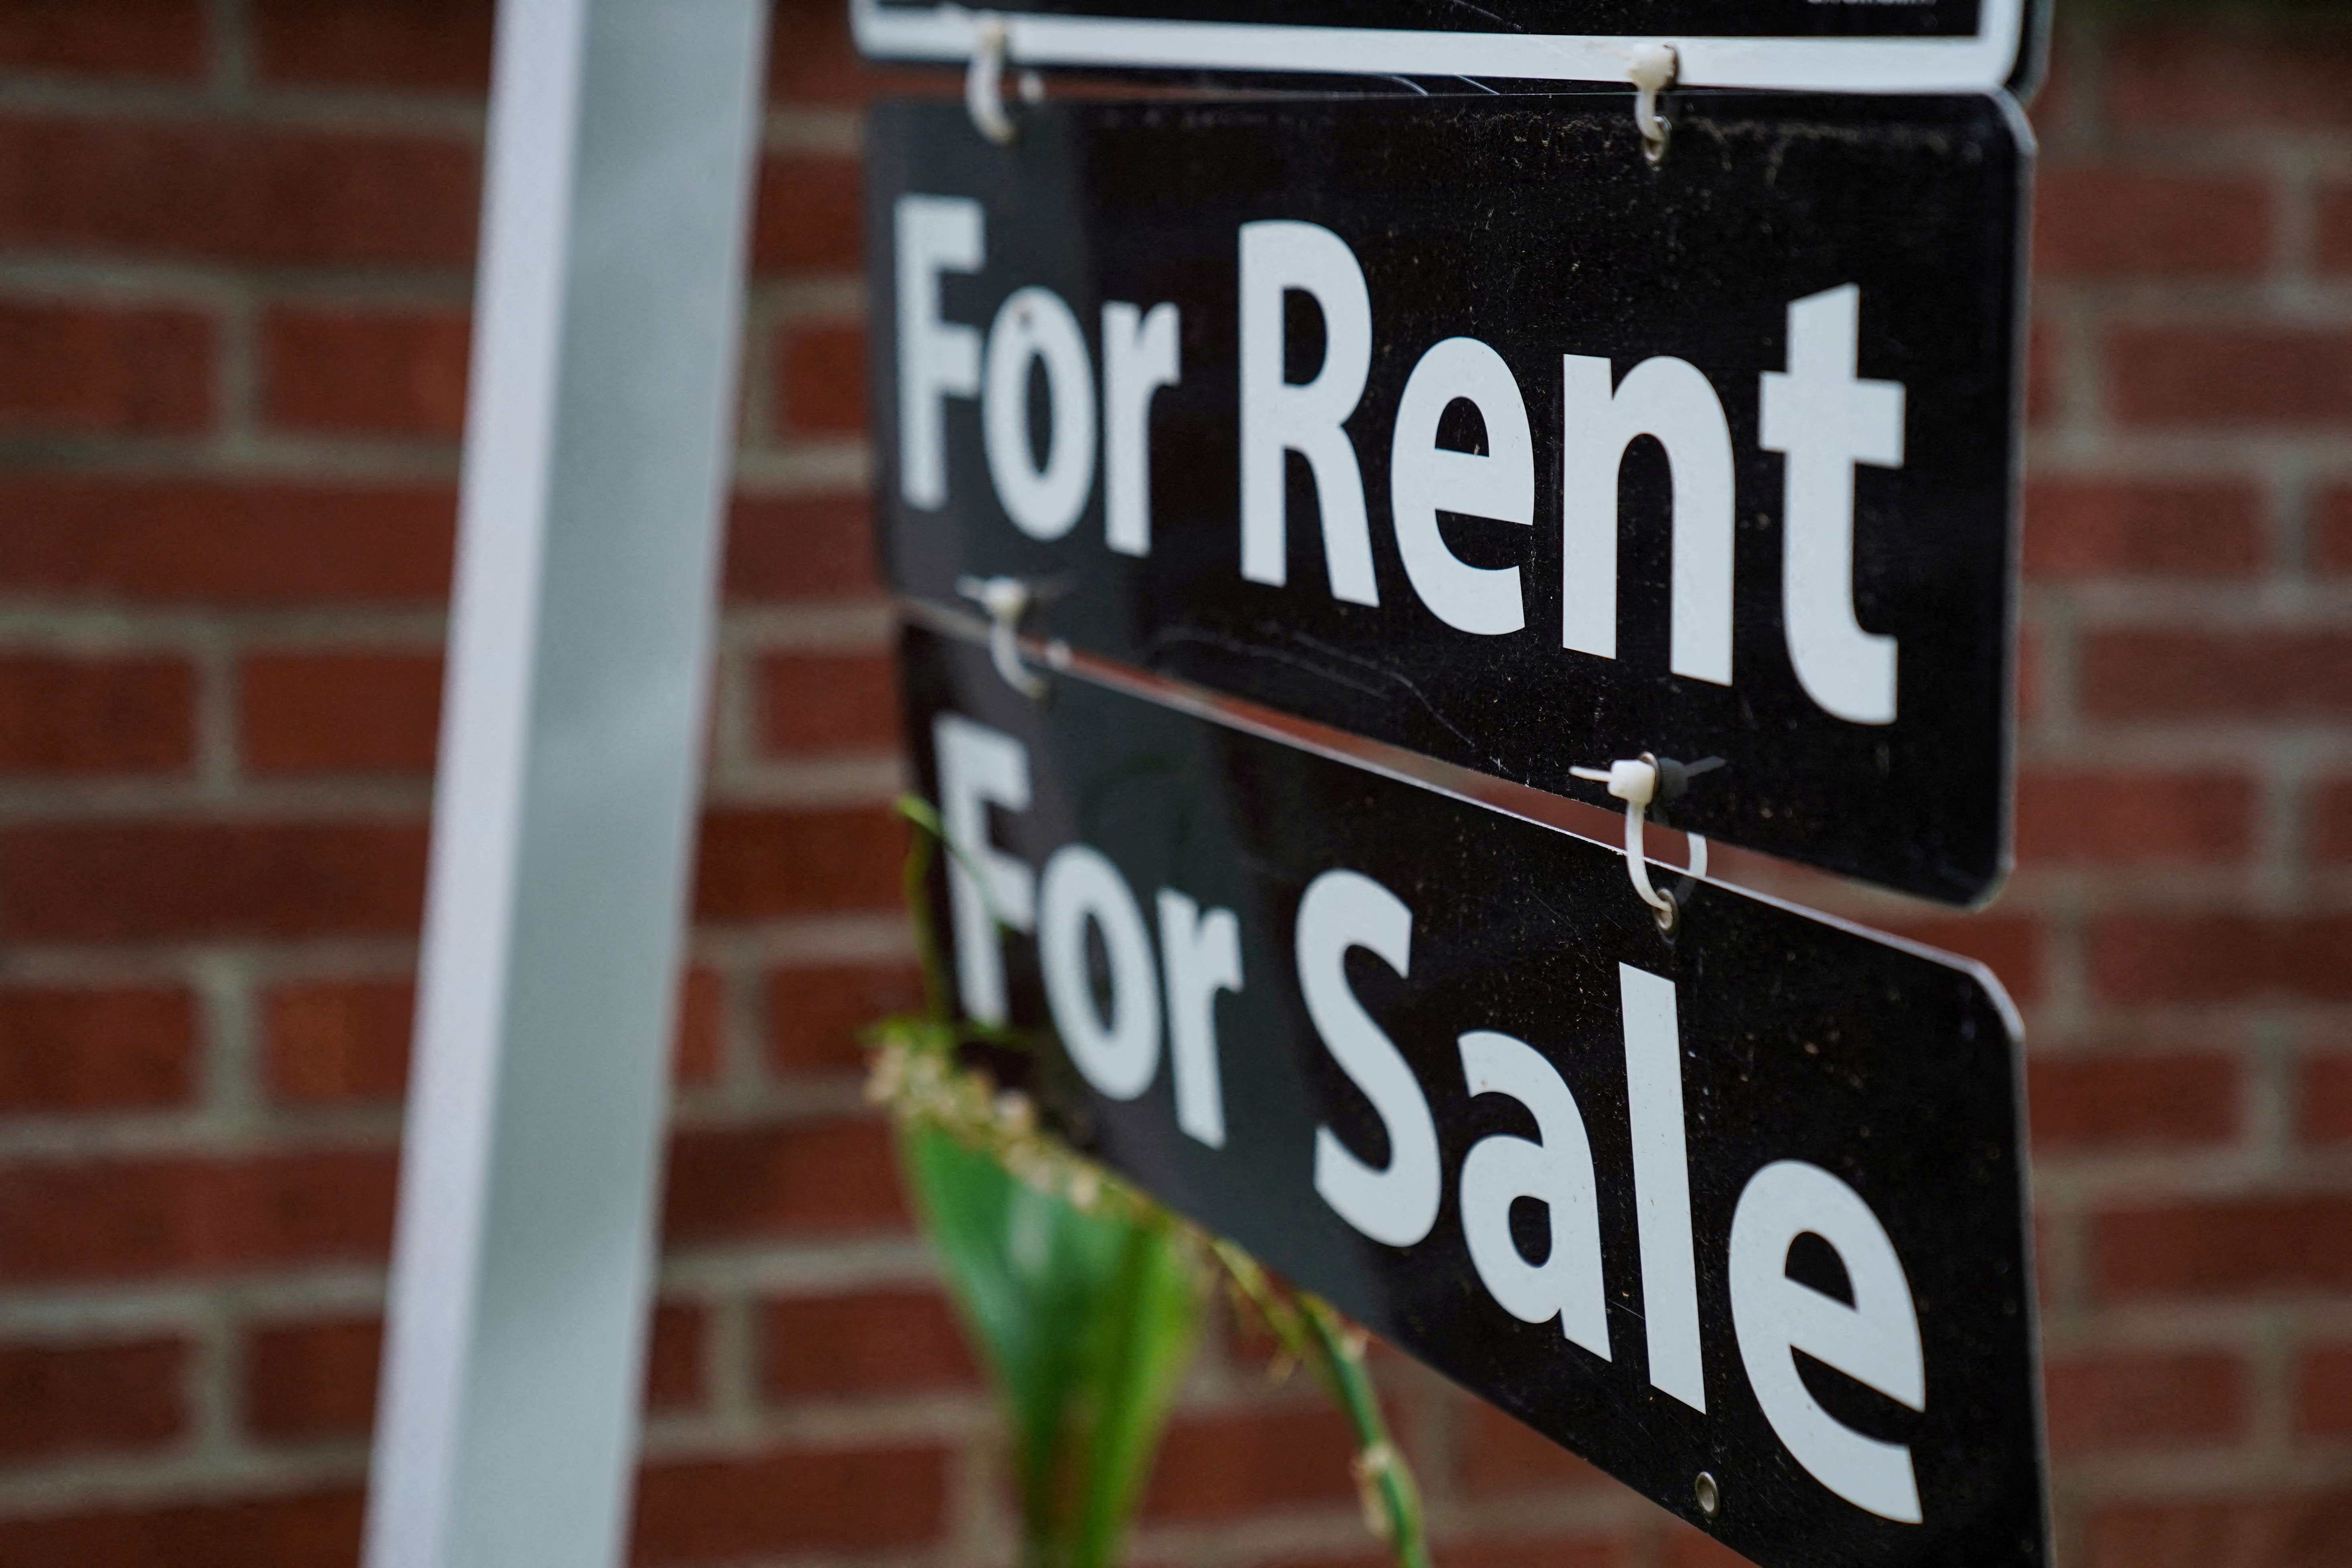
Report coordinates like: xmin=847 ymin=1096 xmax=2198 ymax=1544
xmin=851 ymin=0 xmax=2030 ymax=95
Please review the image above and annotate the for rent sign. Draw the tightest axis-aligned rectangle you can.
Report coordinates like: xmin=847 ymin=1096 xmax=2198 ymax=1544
xmin=869 ymin=92 xmax=2028 ymax=902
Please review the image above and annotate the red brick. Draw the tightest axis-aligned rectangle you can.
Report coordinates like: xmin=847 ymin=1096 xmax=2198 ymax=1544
xmin=0 ymin=0 xmax=205 ymax=77
xmin=0 ymin=1487 xmax=364 ymax=1568
xmin=2027 ymin=315 xmax=2059 ymax=428
xmin=752 ymin=155 xmax=861 ymax=277
xmin=632 ymin=1443 xmax=948 ymax=1561
xmin=2294 ymin=1341 xmax=2352 ymax=1438
xmin=2320 ymin=186 xmax=2352 ymax=275
xmin=2314 ymin=485 xmax=2352 ymax=575
xmin=0 ymin=475 xmax=454 ymax=604
xmin=262 ymin=305 xmax=469 ymax=437
xmin=2297 ymin=1051 xmax=2352 ymax=1146
xmin=2029 ymin=1051 xmax=2241 ymax=1150
xmin=2089 ymin=1193 xmax=2352 ymax=1300
xmin=0 ymin=117 xmax=478 ymax=266
xmin=768 ymin=960 xmax=926 ymax=1077
xmin=0 ymin=299 xmax=211 ymax=433
xmin=1661 ymin=1525 xmax=1756 ymax=1568
xmin=2080 ymin=629 xmax=2352 ymax=721
xmin=3 ymin=652 xmax=188 ymax=780
xmin=2016 ymin=769 xmax=2255 ymax=866
xmin=241 ymin=1316 xmax=377 ymax=1440
xmin=252 ymin=0 xmax=491 ymax=91
xmin=0 ymin=1336 xmax=186 ymax=1459
xmin=764 ymin=0 xmax=868 ymax=106
xmin=724 ymin=494 xmax=881 ymax=603
xmin=775 ymin=322 xmax=866 ymax=437
xmin=240 ymin=650 xmax=442 ymax=775
xmin=0 ymin=654 xmax=193 ymax=775
xmin=2109 ymin=30 xmax=2352 ymax=131
xmin=2308 ymin=778 xmax=2352 ymax=863
xmin=243 ymin=1302 xmax=702 ymax=1440
xmin=693 ymin=805 xmax=905 ymax=922
xmin=0 ymin=1146 xmax=397 ymax=1283
xmin=1457 ymin=1398 xmax=1613 ymax=1500
xmin=2109 ymin=326 xmax=2352 ymax=429
xmin=1142 ymin=1405 xmax=1361 ymax=1521
xmin=2033 ymin=166 xmax=2271 ymax=278
xmin=2087 ymin=913 xmax=2352 ymax=1005
xmin=1435 ymin=1535 xmax=1626 ymax=1568
xmin=2017 ymin=621 xmax=2042 ymax=729
xmin=2022 ymin=23 xmax=2076 ymax=132
xmin=2083 ymin=1488 xmax=2352 ymax=1568
xmin=0 ymin=985 xmax=195 ymax=1112
xmin=761 ymin=1287 xmax=974 ymax=1399
xmin=264 ymin=968 xmax=721 ymax=1106
xmin=2044 ymin=1347 xmax=2250 ymax=1455
xmin=2022 ymin=476 xmax=2263 ymax=579
xmin=1873 ymin=914 xmax=2044 ymax=1007
xmin=263 ymin=978 xmax=408 ymax=1105
xmin=1251 ymin=1552 xmax=1391 ymax=1568
xmin=765 ymin=0 xmax=944 ymax=107
xmin=0 ymin=819 xmax=427 ymax=942
xmin=757 ymin=650 xmax=899 ymax=755
xmin=673 ymin=966 xmax=723 ymax=1086
xmin=642 ymin=1300 xmax=709 ymax=1411
xmin=664 ymin=1118 xmax=907 ymax=1243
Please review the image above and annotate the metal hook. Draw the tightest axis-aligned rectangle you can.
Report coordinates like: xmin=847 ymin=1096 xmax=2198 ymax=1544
xmin=964 ymin=15 xmax=1041 ymax=146
xmin=958 ymin=574 xmax=1049 ymax=700
xmin=1627 ymin=42 xmax=1677 ymax=165
xmin=1570 ymin=752 xmax=1716 ymax=932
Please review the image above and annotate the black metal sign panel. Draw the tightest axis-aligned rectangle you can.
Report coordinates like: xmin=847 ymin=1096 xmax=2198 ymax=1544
xmin=901 ymin=622 xmax=2044 ymax=1568
xmin=851 ymin=0 xmax=2047 ymax=97
xmin=867 ymin=93 xmax=2027 ymax=905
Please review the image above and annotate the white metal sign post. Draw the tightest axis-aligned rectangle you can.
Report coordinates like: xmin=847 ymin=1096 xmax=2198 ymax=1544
xmin=362 ymin=3 xmax=769 ymax=1566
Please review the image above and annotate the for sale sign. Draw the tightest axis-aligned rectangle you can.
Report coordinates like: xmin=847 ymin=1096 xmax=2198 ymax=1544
xmin=901 ymin=621 xmax=2046 ymax=1568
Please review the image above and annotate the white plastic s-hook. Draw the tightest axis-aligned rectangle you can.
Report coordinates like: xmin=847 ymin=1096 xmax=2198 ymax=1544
xmin=1571 ymin=752 xmax=1710 ymax=931
xmin=958 ymin=574 xmax=1049 ymax=700
xmin=965 ymin=14 xmax=1042 ymax=146
xmin=1627 ymin=42 xmax=1677 ymax=165
xmin=966 ymin=15 xmax=1017 ymax=145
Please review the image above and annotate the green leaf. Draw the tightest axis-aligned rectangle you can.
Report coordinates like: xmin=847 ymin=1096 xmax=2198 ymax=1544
xmin=899 ymin=1125 xmax=1204 ymax=1568
xmin=1065 ymin=1210 xmax=1201 ymax=1568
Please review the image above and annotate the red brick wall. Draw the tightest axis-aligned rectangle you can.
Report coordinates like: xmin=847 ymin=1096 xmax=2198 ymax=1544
xmin=0 ymin=6 xmax=2344 ymax=1567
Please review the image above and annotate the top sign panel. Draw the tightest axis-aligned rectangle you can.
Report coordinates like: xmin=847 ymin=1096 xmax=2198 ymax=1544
xmin=868 ymin=91 xmax=2026 ymax=904
xmin=852 ymin=0 xmax=2045 ymax=97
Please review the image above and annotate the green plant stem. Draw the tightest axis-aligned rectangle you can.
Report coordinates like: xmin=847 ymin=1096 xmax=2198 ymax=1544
xmin=1298 ymin=1295 xmax=1433 ymax=1568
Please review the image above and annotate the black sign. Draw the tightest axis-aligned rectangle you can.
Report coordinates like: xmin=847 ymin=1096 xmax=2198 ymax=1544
xmin=851 ymin=0 xmax=2048 ymax=97
xmin=867 ymin=92 xmax=2028 ymax=904
xmin=901 ymin=620 xmax=2044 ymax=1568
